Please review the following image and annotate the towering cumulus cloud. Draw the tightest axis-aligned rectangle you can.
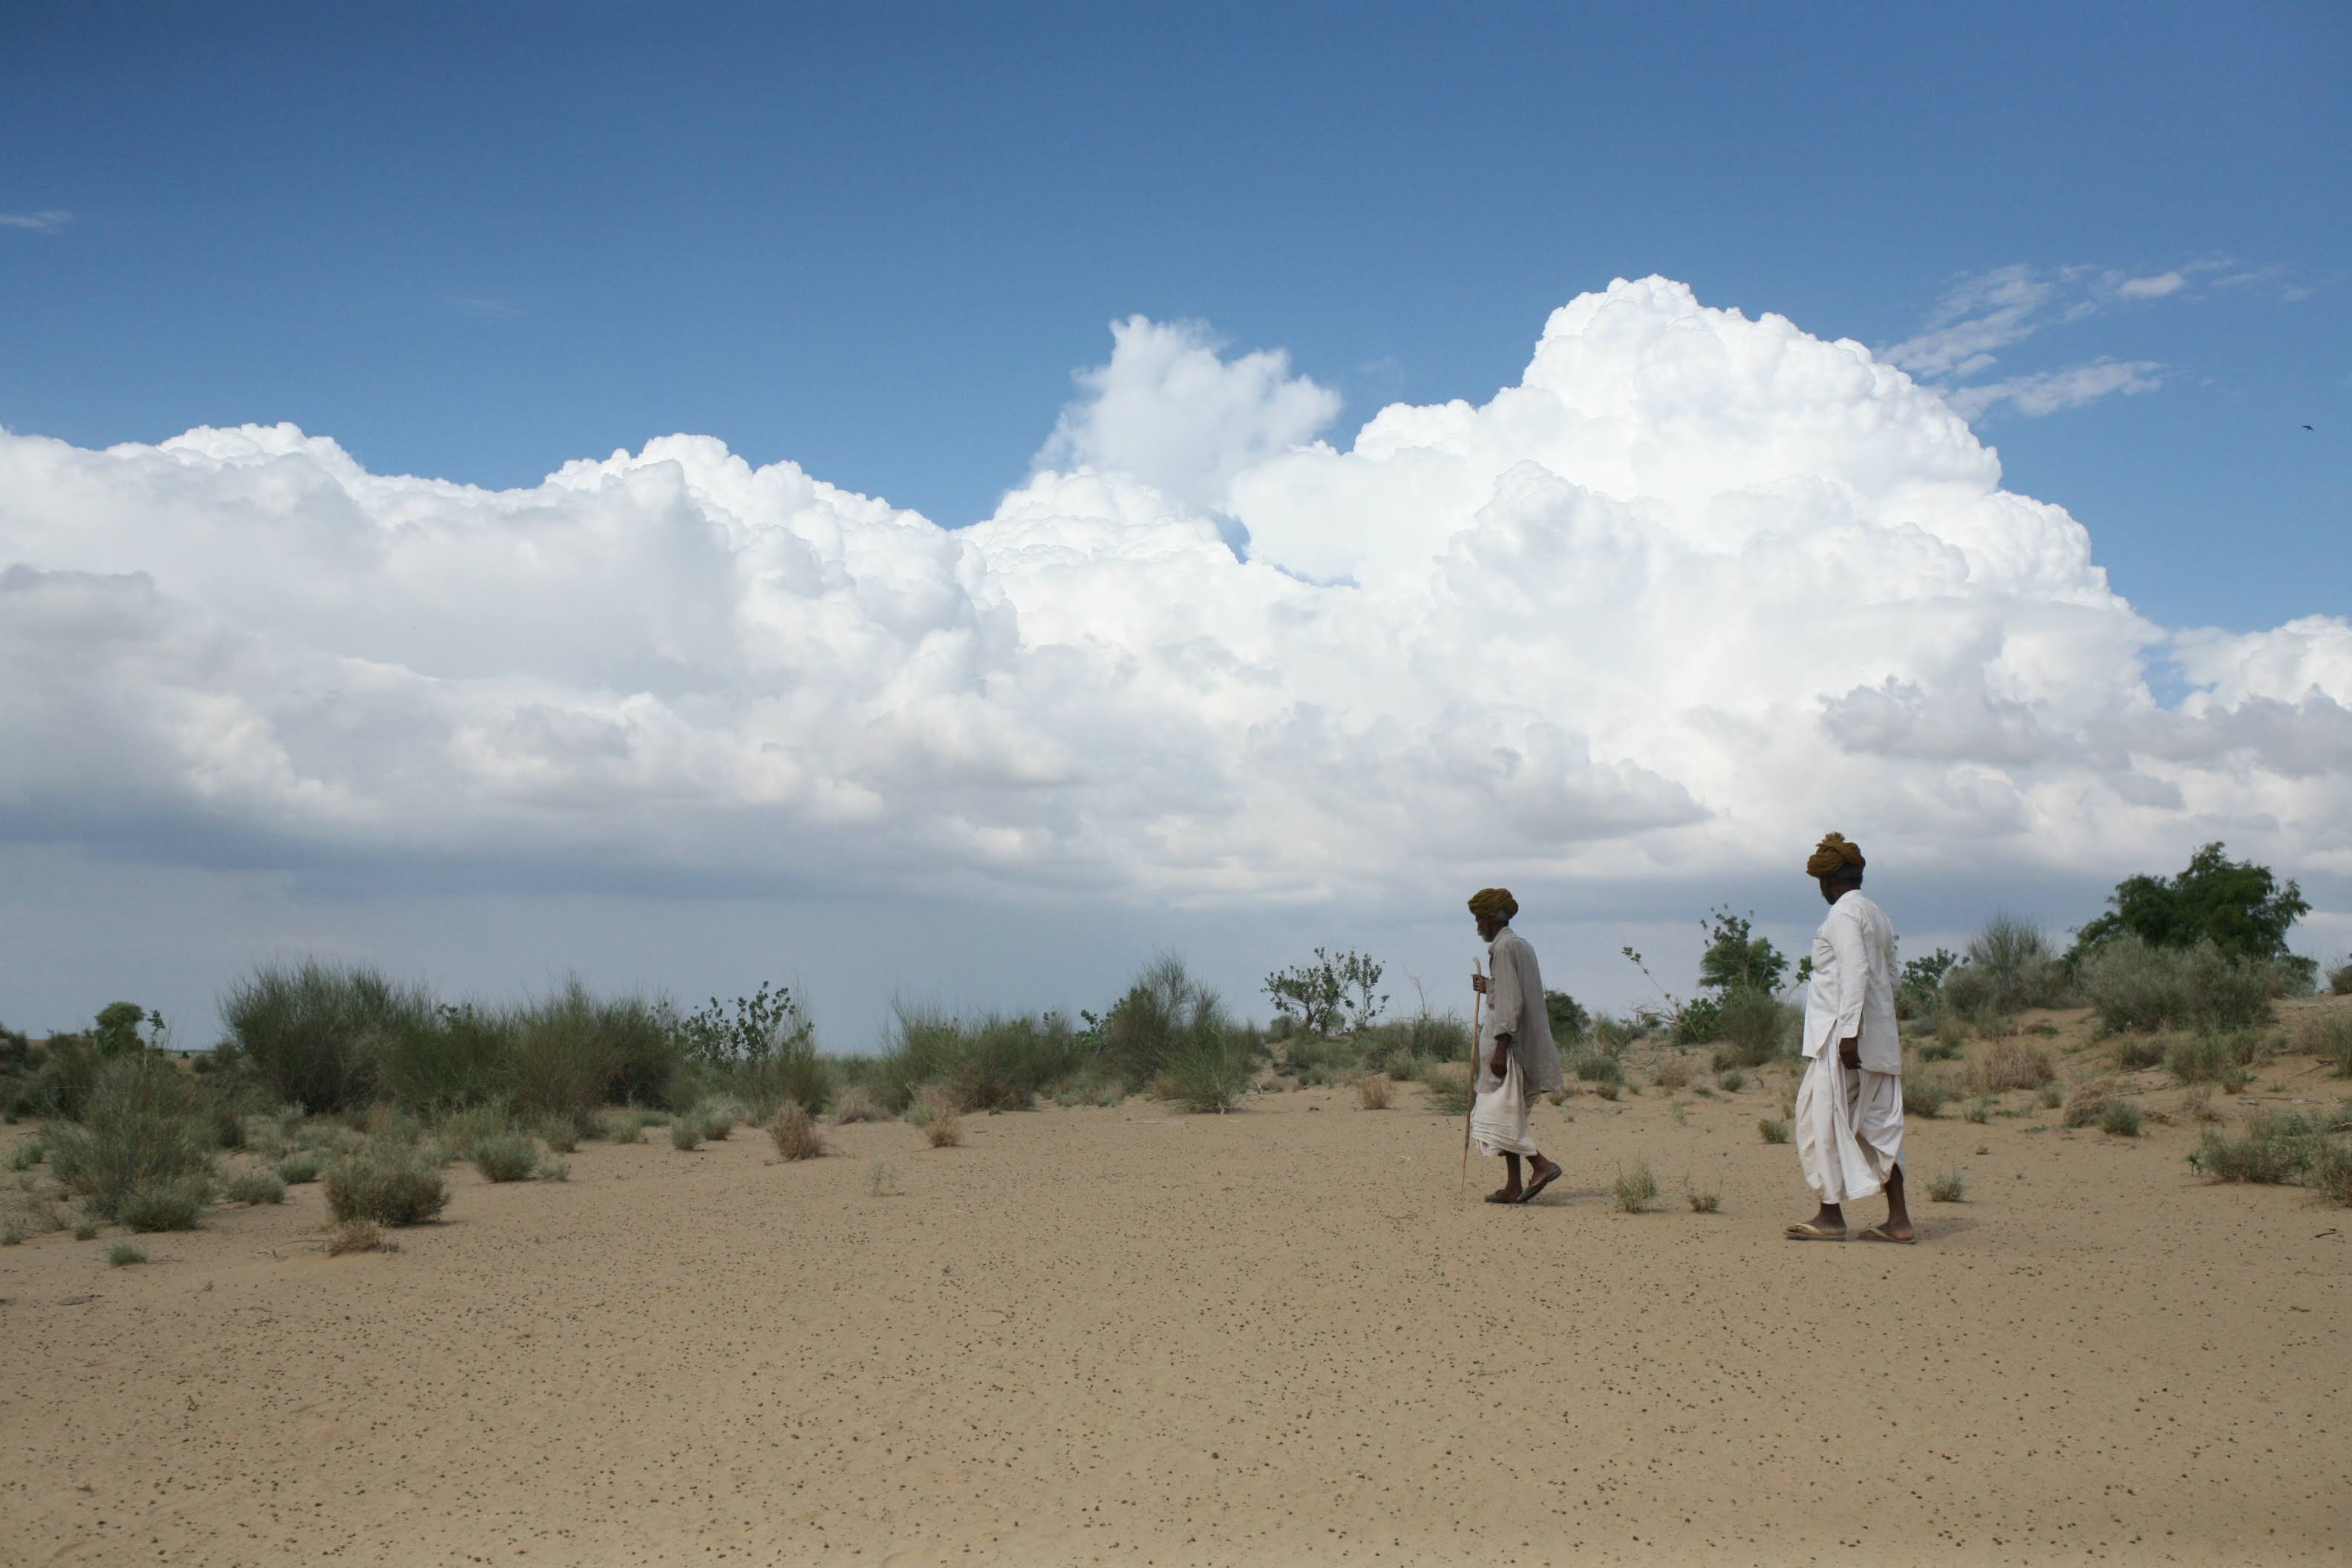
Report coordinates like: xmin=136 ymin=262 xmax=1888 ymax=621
xmin=1 ymin=278 xmax=2345 ymax=921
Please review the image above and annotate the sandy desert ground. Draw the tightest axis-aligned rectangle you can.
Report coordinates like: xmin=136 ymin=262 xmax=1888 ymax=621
xmin=3 ymin=1004 xmax=2347 ymax=1568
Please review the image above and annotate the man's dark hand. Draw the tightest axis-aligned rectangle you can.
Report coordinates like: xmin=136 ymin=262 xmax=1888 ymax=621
xmin=1490 ymin=1033 xmax=1513 ymax=1077
xmin=1838 ymin=1035 xmax=1861 ymax=1070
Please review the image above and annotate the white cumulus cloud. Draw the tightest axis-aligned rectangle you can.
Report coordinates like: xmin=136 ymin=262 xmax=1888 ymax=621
xmin=2 ymin=276 xmax=2345 ymax=923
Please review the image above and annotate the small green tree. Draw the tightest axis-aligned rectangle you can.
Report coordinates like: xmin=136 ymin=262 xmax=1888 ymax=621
xmin=91 ymin=1003 xmax=163 ymax=1057
xmin=2069 ymin=843 xmax=2309 ymax=968
xmin=1544 ymin=990 xmax=1588 ymax=1042
xmin=1697 ymin=909 xmax=1787 ymax=995
xmin=1264 ymin=948 xmax=1387 ymax=1035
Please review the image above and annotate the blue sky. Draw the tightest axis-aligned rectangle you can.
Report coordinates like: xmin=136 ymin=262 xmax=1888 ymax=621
xmin=4 ymin=1 xmax=2343 ymax=631
xmin=2 ymin=3 xmax=2348 ymax=1047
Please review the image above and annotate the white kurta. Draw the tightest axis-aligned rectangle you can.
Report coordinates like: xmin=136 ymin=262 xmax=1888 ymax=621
xmin=1796 ymin=890 xmax=1904 ymax=1202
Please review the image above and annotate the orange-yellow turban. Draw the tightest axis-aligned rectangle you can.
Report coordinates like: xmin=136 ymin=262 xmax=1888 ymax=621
xmin=1804 ymin=833 xmax=1866 ymax=878
xmin=1467 ymin=887 xmax=1518 ymax=921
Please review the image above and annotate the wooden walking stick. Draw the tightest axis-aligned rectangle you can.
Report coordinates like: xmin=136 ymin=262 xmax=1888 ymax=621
xmin=1460 ymin=957 xmax=1483 ymax=1195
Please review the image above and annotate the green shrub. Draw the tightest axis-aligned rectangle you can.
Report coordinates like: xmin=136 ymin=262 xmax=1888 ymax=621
xmin=534 ymin=1117 xmax=579 ymax=1154
xmin=324 ymin=1149 xmax=450 ymax=1225
xmin=1652 ymin=1057 xmax=1690 ymax=1090
xmin=116 ymin=1175 xmax=212 ymax=1232
xmin=0 ymin=1223 xmax=22 ymax=1245
xmin=2079 ymin=935 xmax=2272 ymax=1034
xmin=2036 ymin=1083 xmax=2064 ymax=1110
xmin=1159 ymin=1028 xmax=1255 ymax=1114
xmin=107 ymin=1241 xmax=148 ymax=1267
xmin=601 ymin=1108 xmax=650 ymax=1143
xmin=1356 ymin=1013 xmax=1471 ymax=1080
xmin=1758 ymin=1117 xmax=1790 ymax=1144
xmin=2165 ymin=1033 xmax=2252 ymax=1089
xmin=2112 ymin=1034 xmax=2168 ymax=1071
xmin=872 ymin=1007 xmax=1081 ymax=1112
xmin=276 ymin=1150 xmax=324 ymax=1184
xmin=469 ymin=1133 xmax=541 ymax=1183
xmin=2193 ymin=1111 xmax=2323 ymax=1186
xmin=1572 ymin=1053 xmax=1623 ymax=1086
xmin=45 ymin=1056 xmax=218 ymax=1221
xmin=1711 ymin=988 xmax=1796 ymax=1068
xmin=223 ymin=1170 xmax=286 ymax=1205
xmin=692 ymin=1100 xmax=739 ymax=1140
xmin=1684 ymin=1180 xmax=1720 ymax=1213
xmin=1963 ymin=1096 xmax=1992 ymax=1124
xmin=1420 ymin=1061 xmax=1471 ymax=1117
xmin=437 ymin=1104 xmax=513 ymax=1159
xmin=668 ymin=1118 xmax=704 ymax=1152
xmin=1942 ymin=913 xmax=2068 ymax=1016
xmin=1593 ymin=1079 xmax=1621 ymax=1101
xmin=1611 ymin=1160 xmax=1658 ymax=1214
xmin=72 ymin=1218 xmax=99 ymax=1241
xmin=1100 ymin=955 xmax=1229 ymax=1088
xmin=1716 ymin=1070 xmax=1745 ymax=1093
xmin=1916 ymin=1018 xmax=1965 ymax=1062
xmin=1926 ymin=1169 xmax=1967 ymax=1202
xmin=378 ymin=1001 xmax=510 ymax=1111
xmin=502 ymin=979 xmax=679 ymax=1129
xmin=1902 ymin=1073 xmax=1950 ymax=1119
xmin=2299 ymin=1013 xmax=2352 ymax=1077
xmin=2314 ymin=1140 xmax=2352 ymax=1206
xmin=7 ymin=1139 xmax=42 ymax=1171
xmin=221 ymin=959 xmax=435 ymax=1113
xmin=2328 ymin=961 xmax=2352 ymax=997
xmin=2098 ymin=1100 xmax=2143 ymax=1137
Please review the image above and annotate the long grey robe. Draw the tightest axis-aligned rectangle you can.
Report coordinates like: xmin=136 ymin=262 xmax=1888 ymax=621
xmin=1483 ymin=924 xmax=1565 ymax=1094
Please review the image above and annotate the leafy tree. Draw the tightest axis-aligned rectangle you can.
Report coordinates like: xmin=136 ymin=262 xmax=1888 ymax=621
xmin=1901 ymin=948 xmax=1960 ymax=996
xmin=1264 ymin=948 xmax=1387 ymax=1035
xmin=91 ymin=1002 xmax=163 ymax=1057
xmin=2069 ymin=843 xmax=2309 ymax=966
xmin=1544 ymin=990 xmax=1588 ymax=1042
xmin=1697 ymin=908 xmax=1787 ymax=995
xmin=673 ymin=981 xmax=813 ymax=1065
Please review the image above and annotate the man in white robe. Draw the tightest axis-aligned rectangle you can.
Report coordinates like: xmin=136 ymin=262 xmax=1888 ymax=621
xmin=1466 ymin=887 xmax=1566 ymax=1204
xmin=1786 ymin=833 xmax=1914 ymax=1244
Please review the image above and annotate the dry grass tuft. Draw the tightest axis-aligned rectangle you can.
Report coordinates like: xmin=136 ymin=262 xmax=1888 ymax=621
xmin=105 ymin=1241 xmax=148 ymax=1266
xmin=1611 ymin=1160 xmax=1658 ymax=1214
xmin=2178 ymin=1085 xmax=2224 ymax=1124
xmin=770 ymin=1104 xmax=826 ymax=1161
xmin=327 ymin=1219 xmax=393 ymax=1255
xmin=1758 ymin=1117 xmax=1791 ymax=1144
xmin=2297 ymin=1013 xmax=2352 ymax=1078
xmin=1684 ymin=1180 xmax=1720 ymax=1213
xmin=918 ymin=1089 xmax=964 ymax=1148
xmin=1652 ymin=1057 xmax=1690 ymax=1091
xmin=1355 ymin=1074 xmax=1392 ymax=1110
xmin=831 ymin=1084 xmax=884 ymax=1124
xmin=1965 ymin=1038 xmax=2056 ymax=1095
xmin=1926 ymin=1169 xmax=1967 ymax=1202
xmin=2061 ymin=1078 xmax=2117 ymax=1128
xmin=2098 ymin=1099 xmax=2143 ymax=1137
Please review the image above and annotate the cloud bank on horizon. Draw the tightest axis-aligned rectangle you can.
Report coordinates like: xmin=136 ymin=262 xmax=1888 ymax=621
xmin=4 ymin=276 xmax=2346 ymax=930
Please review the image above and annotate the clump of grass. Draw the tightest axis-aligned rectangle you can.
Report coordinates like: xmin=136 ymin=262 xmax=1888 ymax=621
xmin=2298 ymin=1013 xmax=2352 ymax=1078
xmin=770 ymin=1104 xmax=825 ymax=1161
xmin=1915 ymin=1017 xmax=1965 ymax=1062
xmin=1 ymin=1223 xmax=22 ymax=1246
xmin=1963 ymin=1096 xmax=1993 ymax=1125
xmin=2036 ymin=1083 xmax=2063 ymax=1110
xmin=275 ymin=1150 xmax=324 ymax=1185
xmin=106 ymin=1241 xmax=148 ymax=1267
xmin=2313 ymin=1141 xmax=2352 ymax=1206
xmin=2061 ymin=1078 xmax=2116 ymax=1128
xmin=1419 ymin=1060 xmax=1471 ymax=1117
xmin=1966 ymin=1038 xmax=2057 ymax=1095
xmin=434 ymin=1102 xmax=513 ymax=1159
xmin=223 ymin=1170 xmax=286 ymax=1206
xmin=2111 ymin=1034 xmax=2168 ymax=1071
xmin=327 ymin=1220 xmax=391 ymax=1255
xmin=115 ymin=1175 xmax=212 ymax=1232
xmin=1902 ymin=1074 xmax=1950 ymax=1120
xmin=324 ymin=1148 xmax=449 ymax=1225
xmin=1355 ymin=1074 xmax=1392 ymax=1110
xmin=2177 ymin=1085 xmax=2224 ymax=1124
xmin=2328 ymin=960 xmax=2352 ymax=998
xmin=72 ymin=1218 xmax=100 ymax=1241
xmin=865 ymin=1157 xmax=903 ymax=1197
xmin=831 ymin=1084 xmax=884 ymax=1124
xmin=917 ymin=1089 xmax=964 ymax=1148
xmin=601 ymin=1108 xmax=650 ymax=1144
xmin=2192 ymin=1111 xmax=2324 ymax=1185
xmin=1926 ymin=1169 xmax=1967 ymax=1202
xmin=2078 ymin=934 xmax=2272 ymax=1034
xmin=220 ymin=958 xmax=437 ymax=1113
xmin=1758 ymin=1117 xmax=1791 ymax=1144
xmin=668 ymin=1118 xmax=705 ymax=1152
xmin=1716 ymin=1070 xmax=1745 ymax=1093
xmin=1652 ymin=1057 xmax=1690 ymax=1091
xmin=1572 ymin=1053 xmax=1624 ymax=1086
xmin=1684 ymin=1180 xmax=1720 ymax=1213
xmin=690 ymin=1100 xmax=739 ymax=1141
xmin=2099 ymin=1099 xmax=2145 ymax=1137
xmin=2166 ymin=1033 xmax=2252 ymax=1090
xmin=1157 ymin=1025 xmax=1256 ymax=1115
xmin=45 ymin=1055 xmax=218 ymax=1222
xmin=534 ymin=1117 xmax=579 ymax=1154
xmin=468 ymin=1132 xmax=541 ymax=1183
xmin=1593 ymin=1079 xmax=1621 ymax=1102
xmin=535 ymin=1157 xmax=569 ymax=1182
xmin=1611 ymin=1160 xmax=1659 ymax=1214
xmin=7 ymin=1139 xmax=42 ymax=1172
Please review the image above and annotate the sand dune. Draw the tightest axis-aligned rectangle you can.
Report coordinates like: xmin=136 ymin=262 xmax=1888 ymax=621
xmin=4 ymin=1008 xmax=2347 ymax=1567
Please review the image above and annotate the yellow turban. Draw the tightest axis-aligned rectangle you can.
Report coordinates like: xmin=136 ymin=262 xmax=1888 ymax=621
xmin=1467 ymin=887 xmax=1518 ymax=921
xmin=1804 ymin=832 xmax=1866 ymax=878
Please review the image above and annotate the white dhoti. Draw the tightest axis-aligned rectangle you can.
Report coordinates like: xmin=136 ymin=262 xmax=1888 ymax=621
xmin=1794 ymin=1051 xmax=1903 ymax=1203
xmin=1469 ymin=1055 xmax=1538 ymax=1157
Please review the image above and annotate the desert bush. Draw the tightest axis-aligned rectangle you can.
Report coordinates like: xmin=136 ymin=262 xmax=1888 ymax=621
xmin=1612 ymin=1160 xmax=1659 ymax=1214
xmin=7 ymin=1139 xmax=42 ymax=1171
xmin=2098 ymin=1100 xmax=2143 ymax=1137
xmin=1572 ymin=1053 xmax=1624 ymax=1087
xmin=1712 ymin=988 xmax=1797 ymax=1068
xmin=1963 ymin=1096 xmax=1992 ymax=1124
xmin=223 ymin=1170 xmax=286 ymax=1205
xmin=1420 ymin=1061 xmax=1471 ymax=1117
xmin=830 ymin=1083 xmax=884 ymax=1123
xmin=536 ymin=1157 xmax=569 ymax=1181
xmin=668 ymin=1117 xmax=704 ymax=1152
xmin=222 ymin=959 xmax=435 ymax=1114
xmin=1155 ymin=1017 xmax=1255 ymax=1114
xmin=468 ymin=1132 xmax=540 ymax=1183
xmin=107 ymin=1241 xmax=148 ymax=1266
xmin=600 ymin=1107 xmax=650 ymax=1143
xmin=1594 ymin=1079 xmax=1621 ymax=1100
xmin=691 ymin=1099 xmax=741 ymax=1141
xmin=1902 ymin=1074 xmax=1950 ymax=1120
xmin=917 ymin=1088 xmax=964 ymax=1147
xmin=535 ymin=1117 xmax=578 ymax=1154
xmin=2298 ymin=1013 xmax=2352 ymax=1077
xmin=327 ymin=1220 xmax=388 ymax=1255
xmin=1685 ymin=1180 xmax=1721 ymax=1213
xmin=0 ymin=1223 xmax=22 ymax=1246
xmin=2060 ymin=1079 xmax=2114 ymax=1128
xmin=1964 ymin=1038 xmax=2056 ymax=1095
xmin=502 ymin=979 xmax=682 ymax=1129
xmin=1355 ymin=1074 xmax=1392 ymax=1110
xmin=2329 ymin=961 xmax=2352 ymax=997
xmin=2193 ymin=1111 xmax=2323 ymax=1186
xmin=1590 ymin=1013 xmax=1643 ymax=1051
xmin=771 ymin=1104 xmax=825 ymax=1160
xmin=2313 ymin=1141 xmax=2352 ymax=1206
xmin=2112 ymin=1034 xmax=2168 ymax=1071
xmin=872 ymin=1007 xmax=1082 ymax=1113
xmin=2078 ymin=935 xmax=2272 ymax=1035
xmin=72 ymin=1219 xmax=99 ymax=1241
xmin=325 ymin=1148 xmax=450 ymax=1225
xmin=1915 ymin=1016 xmax=1966 ymax=1062
xmin=1942 ymin=912 xmax=2068 ymax=1018
xmin=1263 ymin=947 xmax=1388 ymax=1036
xmin=865 ymin=1157 xmax=903 ymax=1197
xmin=437 ymin=1104 xmax=513 ymax=1159
xmin=2165 ymin=1033 xmax=2253 ymax=1090
xmin=1716 ymin=1070 xmax=1745 ymax=1093
xmin=1652 ymin=1056 xmax=1690 ymax=1091
xmin=46 ymin=1056 xmax=218 ymax=1221
xmin=276 ymin=1150 xmax=324 ymax=1184
xmin=378 ymin=1001 xmax=510 ymax=1111
xmin=1758 ymin=1117 xmax=1790 ymax=1144
xmin=116 ymin=1175 xmax=212 ymax=1232
xmin=1926 ymin=1169 xmax=1967 ymax=1202
xmin=2036 ymin=1082 xmax=2064 ymax=1110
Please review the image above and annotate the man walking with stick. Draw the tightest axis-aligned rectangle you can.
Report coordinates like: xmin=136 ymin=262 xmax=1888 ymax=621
xmin=1466 ymin=888 xmax=1565 ymax=1203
